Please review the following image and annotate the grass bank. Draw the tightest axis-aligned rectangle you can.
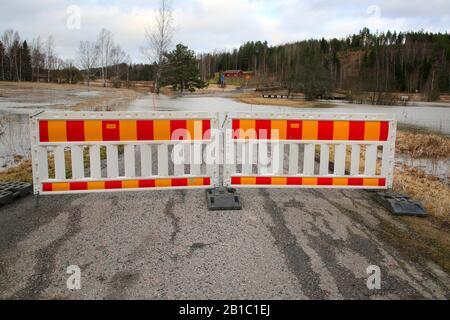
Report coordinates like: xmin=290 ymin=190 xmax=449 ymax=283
xmin=232 ymin=92 xmax=334 ymax=108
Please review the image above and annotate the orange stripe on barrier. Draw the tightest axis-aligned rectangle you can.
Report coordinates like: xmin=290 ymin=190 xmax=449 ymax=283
xmin=364 ymin=122 xmax=381 ymax=141
xmin=333 ymin=121 xmax=349 ymax=140
xmin=120 ymin=120 xmax=137 ymax=141
xmin=48 ymin=120 xmax=67 ymax=142
xmin=240 ymin=120 xmax=256 ymax=139
xmin=87 ymin=181 xmax=105 ymax=190
xmin=122 ymin=180 xmax=139 ymax=189
xmin=271 ymin=120 xmax=287 ymax=140
xmin=42 ymin=178 xmax=211 ymax=192
xmin=271 ymin=177 xmax=287 ymax=185
xmin=230 ymin=177 xmax=385 ymax=187
xmin=333 ymin=178 xmax=348 ymax=186
xmin=84 ymin=120 xmax=103 ymax=141
xmin=302 ymin=177 xmax=318 ymax=185
xmin=153 ymin=120 xmax=171 ymax=140
xmin=187 ymin=120 xmax=203 ymax=140
xmin=52 ymin=182 xmax=70 ymax=191
xmin=363 ymin=178 xmax=379 ymax=186
xmin=231 ymin=119 xmax=390 ymax=142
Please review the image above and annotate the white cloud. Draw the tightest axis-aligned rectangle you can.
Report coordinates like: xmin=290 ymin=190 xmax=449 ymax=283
xmin=0 ymin=0 xmax=448 ymax=63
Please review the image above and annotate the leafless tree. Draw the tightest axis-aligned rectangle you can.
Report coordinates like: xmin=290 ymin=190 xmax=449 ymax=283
xmin=144 ymin=0 xmax=174 ymax=93
xmin=2 ymin=29 xmax=20 ymax=81
xmin=45 ymin=36 xmax=55 ymax=82
xmin=31 ymin=37 xmax=45 ymax=82
xmin=110 ymin=44 xmax=127 ymax=80
xmin=78 ymin=41 xmax=99 ymax=87
xmin=96 ymin=28 xmax=114 ymax=87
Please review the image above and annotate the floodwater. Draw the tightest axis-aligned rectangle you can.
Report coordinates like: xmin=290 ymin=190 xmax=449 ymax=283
xmin=1 ymin=92 xmax=449 ymax=175
xmin=129 ymin=94 xmax=450 ymax=135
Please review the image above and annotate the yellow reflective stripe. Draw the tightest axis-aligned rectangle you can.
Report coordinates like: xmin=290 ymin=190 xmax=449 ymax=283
xmin=188 ymin=178 xmax=204 ymax=186
xmin=333 ymin=178 xmax=348 ymax=186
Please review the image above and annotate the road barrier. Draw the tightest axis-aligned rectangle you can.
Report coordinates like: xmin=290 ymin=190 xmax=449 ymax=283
xmin=30 ymin=111 xmax=220 ymax=195
xmin=30 ymin=111 xmax=396 ymax=196
xmin=223 ymin=112 xmax=396 ymax=189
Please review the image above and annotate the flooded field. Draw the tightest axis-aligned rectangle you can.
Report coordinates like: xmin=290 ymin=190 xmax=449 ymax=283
xmin=1 ymin=85 xmax=449 ymax=177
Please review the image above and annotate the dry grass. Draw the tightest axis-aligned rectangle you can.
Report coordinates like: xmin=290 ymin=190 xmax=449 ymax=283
xmin=393 ymin=165 xmax=450 ymax=222
xmin=396 ymin=131 xmax=450 ymax=159
xmin=0 ymin=159 xmax=33 ymax=183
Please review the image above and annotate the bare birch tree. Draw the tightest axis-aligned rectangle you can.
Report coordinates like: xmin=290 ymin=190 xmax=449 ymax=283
xmin=144 ymin=0 xmax=174 ymax=93
xmin=78 ymin=41 xmax=99 ymax=87
xmin=45 ymin=36 xmax=55 ymax=82
xmin=96 ymin=29 xmax=114 ymax=87
xmin=31 ymin=37 xmax=45 ymax=82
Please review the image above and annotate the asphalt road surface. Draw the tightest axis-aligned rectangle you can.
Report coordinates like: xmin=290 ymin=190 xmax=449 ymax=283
xmin=1 ymin=186 xmax=449 ymax=300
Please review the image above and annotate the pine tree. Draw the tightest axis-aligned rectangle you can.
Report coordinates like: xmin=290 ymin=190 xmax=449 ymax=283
xmin=164 ymin=43 xmax=206 ymax=92
xmin=21 ymin=40 xmax=32 ymax=81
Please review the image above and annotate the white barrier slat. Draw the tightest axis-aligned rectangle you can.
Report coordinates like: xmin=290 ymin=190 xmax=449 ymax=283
xmin=124 ymin=145 xmax=136 ymax=177
xmin=54 ymin=146 xmax=66 ymax=180
xmin=272 ymin=142 xmax=284 ymax=175
xmin=157 ymin=144 xmax=169 ymax=176
xmin=242 ymin=143 xmax=252 ymax=175
xmin=107 ymin=145 xmax=119 ymax=178
xmin=173 ymin=144 xmax=184 ymax=176
xmin=89 ymin=145 xmax=101 ymax=179
xmin=140 ymin=144 xmax=152 ymax=177
xmin=303 ymin=144 xmax=314 ymax=175
xmin=191 ymin=143 xmax=201 ymax=175
xmin=350 ymin=145 xmax=360 ymax=175
xmin=381 ymin=145 xmax=390 ymax=176
xmin=71 ymin=146 xmax=84 ymax=179
xmin=258 ymin=141 xmax=269 ymax=174
xmin=365 ymin=145 xmax=377 ymax=176
xmin=288 ymin=144 xmax=299 ymax=175
xmin=37 ymin=147 xmax=49 ymax=181
xmin=319 ymin=144 xmax=329 ymax=175
xmin=334 ymin=145 xmax=346 ymax=175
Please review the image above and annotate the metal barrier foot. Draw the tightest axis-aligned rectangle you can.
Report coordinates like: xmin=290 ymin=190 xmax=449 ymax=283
xmin=373 ymin=191 xmax=427 ymax=217
xmin=206 ymin=188 xmax=242 ymax=211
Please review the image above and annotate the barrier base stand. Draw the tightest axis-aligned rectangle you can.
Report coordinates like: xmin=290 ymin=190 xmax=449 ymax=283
xmin=373 ymin=191 xmax=427 ymax=217
xmin=206 ymin=188 xmax=242 ymax=211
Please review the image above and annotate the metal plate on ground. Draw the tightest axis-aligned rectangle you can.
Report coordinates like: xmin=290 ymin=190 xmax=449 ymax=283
xmin=206 ymin=188 xmax=242 ymax=211
xmin=0 ymin=182 xmax=33 ymax=197
xmin=374 ymin=192 xmax=427 ymax=217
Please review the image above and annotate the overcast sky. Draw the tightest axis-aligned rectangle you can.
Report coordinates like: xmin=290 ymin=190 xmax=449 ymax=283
xmin=1 ymin=0 xmax=449 ymax=63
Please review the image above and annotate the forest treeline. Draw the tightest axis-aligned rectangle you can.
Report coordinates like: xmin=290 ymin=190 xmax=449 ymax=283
xmin=1 ymin=28 xmax=449 ymax=101
xmin=0 ymin=29 xmax=154 ymax=86
xmin=198 ymin=28 xmax=450 ymax=100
